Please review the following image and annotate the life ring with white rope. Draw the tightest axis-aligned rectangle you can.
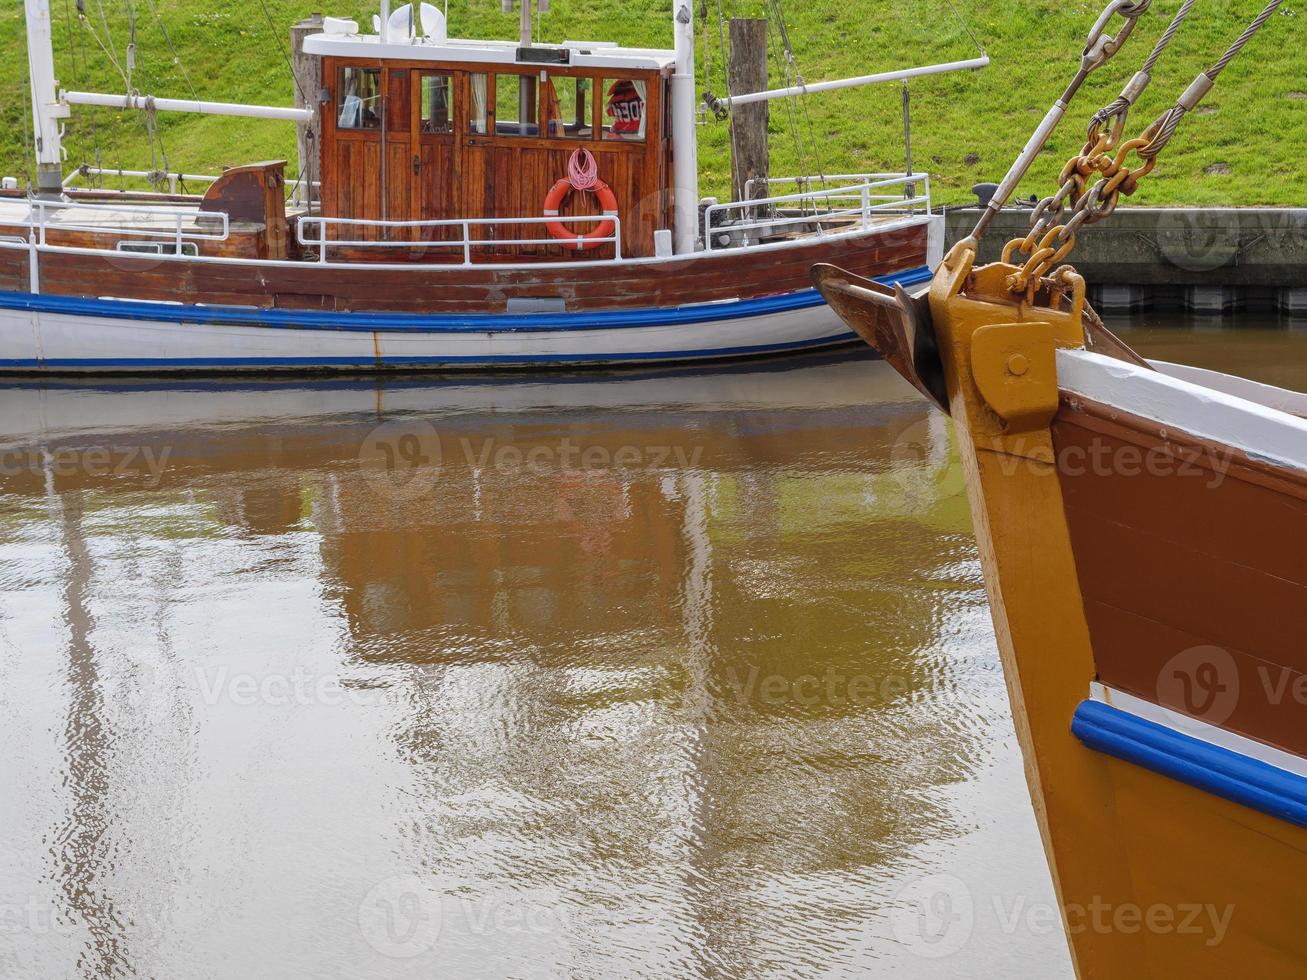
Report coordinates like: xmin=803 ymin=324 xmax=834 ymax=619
xmin=543 ymin=149 xmax=619 ymax=251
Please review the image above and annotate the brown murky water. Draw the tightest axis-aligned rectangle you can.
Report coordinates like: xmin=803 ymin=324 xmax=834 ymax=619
xmin=0 ymin=318 xmax=1298 ymax=979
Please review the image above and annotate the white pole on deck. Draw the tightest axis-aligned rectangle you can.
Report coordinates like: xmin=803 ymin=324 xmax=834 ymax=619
xmin=717 ymin=55 xmax=989 ymax=107
xmin=63 ymin=91 xmax=314 ymax=123
xmin=671 ymin=0 xmax=700 ymax=255
xmin=519 ymin=0 xmax=532 ymax=46
xmin=24 ymin=0 xmax=69 ymax=195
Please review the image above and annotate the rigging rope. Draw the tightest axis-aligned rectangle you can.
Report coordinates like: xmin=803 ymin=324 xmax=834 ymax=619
xmin=258 ymin=0 xmax=306 ymax=106
xmin=970 ymin=0 xmax=1153 ymax=240
xmin=82 ymin=13 xmax=129 ymax=92
xmin=767 ymin=0 xmax=826 ymax=193
xmin=1086 ymin=0 xmax=1195 ymax=146
xmin=714 ymin=0 xmax=748 ymax=199
xmin=942 ymin=0 xmax=986 ymax=62
xmin=699 ymin=0 xmax=712 ymax=114
xmin=124 ymin=0 xmax=136 ymax=95
xmin=88 ymin=0 xmax=128 ymax=88
xmin=1004 ymin=0 xmax=1286 ymax=293
xmin=1138 ymin=0 xmax=1284 ymax=160
xmin=255 ymin=0 xmax=313 ymax=200
xmin=761 ymin=0 xmax=820 ymax=211
xmin=62 ymin=0 xmax=87 ymax=183
xmin=142 ymin=0 xmax=199 ymax=100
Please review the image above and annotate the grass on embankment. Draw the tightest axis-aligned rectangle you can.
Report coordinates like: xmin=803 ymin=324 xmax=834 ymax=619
xmin=0 ymin=0 xmax=1301 ymax=206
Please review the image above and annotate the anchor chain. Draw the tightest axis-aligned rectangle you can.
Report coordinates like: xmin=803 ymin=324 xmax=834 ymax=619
xmin=1004 ymin=0 xmax=1286 ymax=295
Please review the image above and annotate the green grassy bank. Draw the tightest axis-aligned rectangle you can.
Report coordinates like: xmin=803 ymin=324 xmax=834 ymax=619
xmin=0 ymin=0 xmax=1301 ymax=206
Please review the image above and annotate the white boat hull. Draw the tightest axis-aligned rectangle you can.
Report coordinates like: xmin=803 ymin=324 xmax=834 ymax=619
xmin=0 ymin=266 xmax=932 ymax=373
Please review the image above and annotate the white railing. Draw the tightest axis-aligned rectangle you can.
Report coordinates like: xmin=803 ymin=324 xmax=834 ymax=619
xmin=62 ymin=168 xmax=324 ymax=209
xmin=743 ymin=172 xmax=929 ymax=198
xmin=0 ymin=199 xmax=231 ymax=294
xmin=29 ymin=199 xmax=231 ymax=250
xmin=298 ymin=213 xmax=624 ymax=266
xmin=705 ymin=173 xmax=929 ymax=253
xmin=0 ymin=173 xmax=935 ymax=295
xmin=288 ymin=180 xmax=323 ymax=209
xmin=63 ymin=167 xmax=221 ymax=194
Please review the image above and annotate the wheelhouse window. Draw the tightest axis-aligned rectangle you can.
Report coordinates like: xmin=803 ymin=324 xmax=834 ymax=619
xmin=495 ymin=73 xmax=539 ymax=137
xmin=337 ymin=67 xmax=381 ymax=130
xmin=469 ymin=73 xmax=489 ymax=134
xmin=419 ymin=73 xmax=453 ymax=134
xmin=542 ymin=75 xmax=593 ymax=139
xmin=602 ymin=78 xmax=647 ymax=142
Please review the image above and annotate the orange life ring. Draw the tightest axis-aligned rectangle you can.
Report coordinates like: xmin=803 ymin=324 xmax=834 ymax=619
xmin=543 ymin=177 xmax=619 ymax=251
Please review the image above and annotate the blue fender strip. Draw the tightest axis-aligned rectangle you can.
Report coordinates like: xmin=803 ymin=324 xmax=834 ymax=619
xmin=0 ymin=265 xmax=933 ymax=334
xmin=1072 ymin=699 xmax=1307 ymax=829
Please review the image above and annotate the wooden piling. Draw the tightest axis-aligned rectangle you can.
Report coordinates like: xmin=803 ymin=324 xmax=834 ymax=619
xmin=728 ymin=18 xmax=769 ymax=207
xmin=290 ymin=13 xmax=325 ymax=207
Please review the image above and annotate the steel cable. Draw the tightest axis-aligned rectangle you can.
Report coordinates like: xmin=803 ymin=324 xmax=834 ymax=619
xmin=1138 ymin=0 xmax=1285 ymax=159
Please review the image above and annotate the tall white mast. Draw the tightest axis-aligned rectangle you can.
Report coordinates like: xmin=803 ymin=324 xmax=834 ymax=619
xmin=671 ymin=0 xmax=699 ymax=255
xmin=24 ymin=0 xmax=68 ymax=195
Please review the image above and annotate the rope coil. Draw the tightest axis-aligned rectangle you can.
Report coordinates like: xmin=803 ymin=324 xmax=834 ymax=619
xmin=567 ymin=148 xmax=598 ymax=191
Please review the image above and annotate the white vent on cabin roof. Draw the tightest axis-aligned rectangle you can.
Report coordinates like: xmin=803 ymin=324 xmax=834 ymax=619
xmin=323 ymin=17 xmax=359 ymax=35
xmin=372 ymin=3 xmax=447 ymax=43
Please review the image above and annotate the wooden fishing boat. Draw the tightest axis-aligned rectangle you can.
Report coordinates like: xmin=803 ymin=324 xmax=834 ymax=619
xmin=815 ymin=0 xmax=1303 ymax=973
xmin=0 ymin=0 xmax=985 ymax=373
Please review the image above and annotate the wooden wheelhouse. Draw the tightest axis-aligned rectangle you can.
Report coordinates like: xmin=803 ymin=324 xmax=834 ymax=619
xmin=310 ymin=37 xmax=677 ymax=260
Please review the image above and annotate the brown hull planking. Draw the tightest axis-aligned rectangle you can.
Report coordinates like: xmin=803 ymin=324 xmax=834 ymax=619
xmin=0 ymin=223 xmax=927 ymax=313
xmin=1054 ymin=393 xmax=1307 ymax=757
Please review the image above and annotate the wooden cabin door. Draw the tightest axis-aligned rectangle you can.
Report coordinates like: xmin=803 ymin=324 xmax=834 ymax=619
xmin=324 ymin=62 xmax=457 ymax=251
xmin=412 ymin=71 xmax=457 ymax=246
xmin=381 ymin=69 xmax=414 ymax=237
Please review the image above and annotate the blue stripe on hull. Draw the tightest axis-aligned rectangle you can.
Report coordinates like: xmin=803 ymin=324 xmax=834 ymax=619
xmin=1072 ymin=699 xmax=1307 ymax=828
xmin=0 ymin=265 xmax=932 ymax=334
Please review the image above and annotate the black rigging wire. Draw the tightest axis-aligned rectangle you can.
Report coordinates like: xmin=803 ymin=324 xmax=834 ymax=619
xmin=257 ymin=0 xmax=316 ymax=197
xmin=258 ymin=0 xmax=307 ymax=105
xmin=142 ymin=0 xmax=199 ymax=100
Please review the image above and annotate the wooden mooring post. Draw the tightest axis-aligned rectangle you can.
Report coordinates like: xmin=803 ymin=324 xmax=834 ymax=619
xmin=291 ymin=13 xmax=325 ymax=208
xmin=728 ymin=18 xmax=769 ymax=209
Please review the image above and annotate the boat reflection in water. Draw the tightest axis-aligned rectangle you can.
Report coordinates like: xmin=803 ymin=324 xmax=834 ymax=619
xmin=0 ymin=352 xmax=1066 ymax=979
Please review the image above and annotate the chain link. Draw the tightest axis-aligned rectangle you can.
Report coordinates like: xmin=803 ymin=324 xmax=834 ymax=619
xmin=1003 ymin=0 xmax=1285 ymax=296
xmin=1004 ymin=134 xmax=1156 ymax=295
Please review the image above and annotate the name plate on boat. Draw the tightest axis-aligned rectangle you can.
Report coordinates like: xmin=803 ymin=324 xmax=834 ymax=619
xmin=517 ymin=46 xmax=571 ymax=65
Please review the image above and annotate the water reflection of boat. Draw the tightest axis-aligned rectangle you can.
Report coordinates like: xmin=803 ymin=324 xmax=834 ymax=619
xmin=0 ymin=354 xmax=1053 ymax=977
xmin=0 ymin=349 xmax=906 ymax=434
